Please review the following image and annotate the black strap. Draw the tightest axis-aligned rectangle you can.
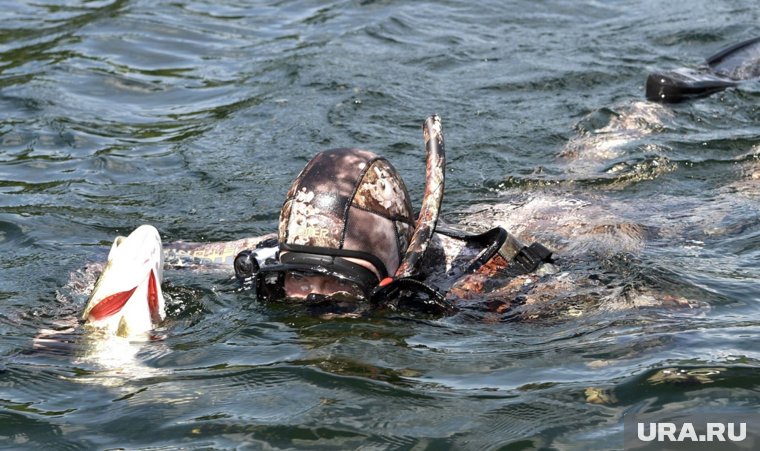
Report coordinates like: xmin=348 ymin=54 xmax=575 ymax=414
xmin=435 ymin=224 xmax=552 ymax=276
xmin=280 ymin=243 xmax=389 ymax=279
xmin=508 ymin=242 xmax=553 ymax=276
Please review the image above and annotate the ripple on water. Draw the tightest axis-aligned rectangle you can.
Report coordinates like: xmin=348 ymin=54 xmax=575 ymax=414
xmin=0 ymin=218 xmax=32 ymax=251
xmin=1 ymin=0 xmax=760 ymax=449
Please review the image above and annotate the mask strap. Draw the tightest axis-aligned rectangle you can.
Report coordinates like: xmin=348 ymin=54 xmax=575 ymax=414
xmin=280 ymin=243 xmax=388 ymax=280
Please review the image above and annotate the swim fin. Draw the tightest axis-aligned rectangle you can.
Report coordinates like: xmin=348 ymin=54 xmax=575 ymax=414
xmin=646 ymin=37 xmax=760 ymax=103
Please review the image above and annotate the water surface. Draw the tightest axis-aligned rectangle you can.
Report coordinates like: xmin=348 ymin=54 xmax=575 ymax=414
xmin=1 ymin=0 xmax=760 ymax=449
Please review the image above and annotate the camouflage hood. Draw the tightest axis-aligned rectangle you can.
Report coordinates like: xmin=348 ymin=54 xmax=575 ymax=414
xmin=278 ymin=148 xmax=414 ymax=278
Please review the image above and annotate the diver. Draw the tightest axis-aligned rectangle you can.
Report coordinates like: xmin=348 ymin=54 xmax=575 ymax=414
xmin=82 ymin=116 xmax=554 ymax=337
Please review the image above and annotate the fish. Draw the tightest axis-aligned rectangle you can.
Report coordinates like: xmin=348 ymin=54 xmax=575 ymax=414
xmin=26 ymin=226 xmax=166 ymax=386
xmin=81 ymin=224 xmax=165 ymax=338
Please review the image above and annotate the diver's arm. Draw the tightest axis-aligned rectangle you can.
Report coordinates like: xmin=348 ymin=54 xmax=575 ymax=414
xmin=163 ymin=233 xmax=278 ymax=269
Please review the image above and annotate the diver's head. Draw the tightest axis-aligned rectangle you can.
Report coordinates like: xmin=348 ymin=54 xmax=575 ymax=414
xmin=254 ymin=148 xmax=414 ymax=301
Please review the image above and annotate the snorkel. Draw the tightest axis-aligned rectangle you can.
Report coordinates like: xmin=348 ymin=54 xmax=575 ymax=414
xmin=392 ymin=115 xmax=446 ymax=281
xmin=370 ymin=115 xmax=455 ymax=313
xmin=82 ymin=225 xmax=165 ymax=338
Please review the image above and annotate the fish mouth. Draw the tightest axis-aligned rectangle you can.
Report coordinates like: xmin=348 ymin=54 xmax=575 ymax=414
xmin=86 ymin=269 xmax=161 ymax=323
xmin=82 ymin=225 xmax=165 ymax=337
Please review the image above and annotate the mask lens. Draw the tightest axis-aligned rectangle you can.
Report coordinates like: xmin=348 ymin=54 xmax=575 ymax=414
xmin=250 ymin=252 xmax=379 ymax=302
xmin=283 ymin=271 xmax=367 ymax=301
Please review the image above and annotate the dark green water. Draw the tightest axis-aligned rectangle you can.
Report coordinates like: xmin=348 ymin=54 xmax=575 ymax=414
xmin=2 ymin=0 xmax=760 ymax=449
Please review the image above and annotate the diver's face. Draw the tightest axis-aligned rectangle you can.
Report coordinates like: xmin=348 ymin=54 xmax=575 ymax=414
xmin=283 ymin=272 xmax=365 ymax=300
xmin=281 ymin=256 xmax=380 ymax=300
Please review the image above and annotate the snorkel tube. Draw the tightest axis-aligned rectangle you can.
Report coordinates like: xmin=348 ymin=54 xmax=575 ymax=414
xmin=394 ymin=115 xmax=445 ymax=279
xmin=646 ymin=37 xmax=760 ymax=103
xmin=372 ymin=115 xmax=454 ymax=313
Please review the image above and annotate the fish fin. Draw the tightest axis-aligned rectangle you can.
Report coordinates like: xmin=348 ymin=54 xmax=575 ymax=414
xmin=116 ymin=316 xmax=129 ymax=338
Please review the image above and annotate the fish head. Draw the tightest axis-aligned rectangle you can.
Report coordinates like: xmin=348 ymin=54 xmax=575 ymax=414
xmin=82 ymin=225 xmax=165 ymax=338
